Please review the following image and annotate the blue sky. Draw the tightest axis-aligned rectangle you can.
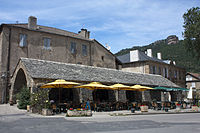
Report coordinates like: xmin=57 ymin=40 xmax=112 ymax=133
xmin=0 ymin=0 xmax=199 ymax=53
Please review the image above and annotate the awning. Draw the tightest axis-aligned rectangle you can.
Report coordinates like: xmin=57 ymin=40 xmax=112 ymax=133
xmin=154 ymin=87 xmax=189 ymax=91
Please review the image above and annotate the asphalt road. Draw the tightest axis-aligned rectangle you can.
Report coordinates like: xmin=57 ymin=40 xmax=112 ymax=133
xmin=0 ymin=105 xmax=200 ymax=133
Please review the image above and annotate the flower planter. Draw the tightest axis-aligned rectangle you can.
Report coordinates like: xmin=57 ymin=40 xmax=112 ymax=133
xmin=176 ymin=105 xmax=181 ymax=110
xmin=27 ymin=105 xmax=30 ymax=112
xmin=42 ymin=109 xmax=52 ymax=116
xmin=140 ymin=105 xmax=148 ymax=112
xmin=67 ymin=110 xmax=92 ymax=117
xmin=192 ymin=106 xmax=199 ymax=112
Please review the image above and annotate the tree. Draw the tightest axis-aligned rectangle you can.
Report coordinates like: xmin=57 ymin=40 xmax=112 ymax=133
xmin=183 ymin=7 xmax=200 ymax=59
xmin=16 ymin=87 xmax=30 ymax=109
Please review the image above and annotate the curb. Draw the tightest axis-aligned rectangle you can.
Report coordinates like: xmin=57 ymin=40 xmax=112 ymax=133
xmin=109 ymin=111 xmax=200 ymax=116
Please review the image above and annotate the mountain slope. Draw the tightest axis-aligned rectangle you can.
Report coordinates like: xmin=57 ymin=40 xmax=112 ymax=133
xmin=115 ymin=40 xmax=200 ymax=73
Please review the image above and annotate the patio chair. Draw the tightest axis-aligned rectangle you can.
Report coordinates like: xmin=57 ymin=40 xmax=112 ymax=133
xmin=52 ymin=104 xmax=60 ymax=114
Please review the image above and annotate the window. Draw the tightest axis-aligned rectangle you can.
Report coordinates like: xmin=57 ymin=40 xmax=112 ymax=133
xmin=44 ymin=38 xmax=51 ymax=49
xmin=192 ymin=82 xmax=196 ymax=88
xmin=158 ymin=67 xmax=161 ymax=75
xmin=163 ymin=68 xmax=165 ymax=77
xmin=164 ymin=68 xmax=168 ymax=78
xmin=179 ymin=70 xmax=181 ymax=80
xmin=101 ymin=56 xmax=104 ymax=61
xmin=19 ymin=34 xmax=27 ymax=47
xmin=70 ymin=42 xmax=76 ymax=54
xmin=150 ymin=66 xmax=153 ymax=74
xmin=174 ymin=70 xmax=177 ymax=79
xmin=152 ymin=66 xmax=156 ymax=74
xmin=82 ymin=44 xmax=87 ymax=56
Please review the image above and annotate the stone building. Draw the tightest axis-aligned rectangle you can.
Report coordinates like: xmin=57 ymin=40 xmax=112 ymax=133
xmin=0 ymin=16 xmax=119 ymax=103
xmin=167 ymin=35 xmax=179 ymax=45
xmin=10 ymin=58 xmax=179 ymax=105
xmin=117 ymin=49 xmax=186 ymax=88
xmin=186 ymin=73 xmax=200 ymax=99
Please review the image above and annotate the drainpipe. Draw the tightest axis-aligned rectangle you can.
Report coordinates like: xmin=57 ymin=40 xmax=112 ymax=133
xmin=5 ymin=27 xmax=11 ymax=103
xmin=89 ymin=42 xmax=92 ymax=66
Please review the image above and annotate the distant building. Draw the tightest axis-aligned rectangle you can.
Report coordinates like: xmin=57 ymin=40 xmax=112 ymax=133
xmin=186 ymin=73 xmax=200 ymax=99
xmin=117 ymin=49 xmax=186 ymax=88
xmin=117 ymin=49 xmax=186 ymax=101
xmin=167 ymin=35 xmax=179 ymax=45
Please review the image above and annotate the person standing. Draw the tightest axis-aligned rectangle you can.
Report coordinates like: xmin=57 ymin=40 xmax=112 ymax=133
xmin=85 ymin=98 xmax=91 ymax=110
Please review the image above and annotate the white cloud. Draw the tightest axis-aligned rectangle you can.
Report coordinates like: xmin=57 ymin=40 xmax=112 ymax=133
xmin=0 ymin=0 xmax=199 ymax=53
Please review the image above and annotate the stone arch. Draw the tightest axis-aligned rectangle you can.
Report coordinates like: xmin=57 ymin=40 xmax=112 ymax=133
xmin=10 ymin=68 xmax=28 ymax=103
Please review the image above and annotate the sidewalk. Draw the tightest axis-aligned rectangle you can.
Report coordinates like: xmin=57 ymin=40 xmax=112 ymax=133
xmin=1 ymin=104 xmax=200 ymax=118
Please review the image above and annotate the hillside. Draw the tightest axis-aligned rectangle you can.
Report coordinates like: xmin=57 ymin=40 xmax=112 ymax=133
xmin=115 ymin=40 xmax=200 ymax=73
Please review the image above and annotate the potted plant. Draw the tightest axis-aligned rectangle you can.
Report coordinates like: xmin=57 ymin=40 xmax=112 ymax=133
xmin=140 ymin=105 xmax=148 ymax=112
xmin=192 ymin=105 xmax=198 ymax=111
xmin=41 ymin=99 xmax=52 ymax=116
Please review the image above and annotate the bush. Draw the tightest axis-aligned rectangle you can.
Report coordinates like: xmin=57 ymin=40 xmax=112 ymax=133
xmin=16 ymin=87 xmax=30 ymax=109
xmin=30 ymin=89 xmax=51 ymax=113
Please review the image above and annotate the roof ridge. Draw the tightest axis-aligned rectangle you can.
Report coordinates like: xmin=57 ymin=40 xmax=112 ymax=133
xmin=20 ymin=57 xmax=163 ymax=77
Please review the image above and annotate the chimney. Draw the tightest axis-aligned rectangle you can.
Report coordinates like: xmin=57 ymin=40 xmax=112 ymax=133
xmin=157 ymin=52 xmax=162 ymax=59
xmin=130 ymin=50 xmax=140 ymax=62
xmin=147 ymin=49 xmax=152 ymax=57
xmin=78 ymin=29 xmax=90 ymax=39
xmin=28 ymin=16 xmax=37 ymax=30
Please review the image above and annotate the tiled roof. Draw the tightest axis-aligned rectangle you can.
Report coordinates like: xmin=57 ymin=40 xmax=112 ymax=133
xmin=117 ymin=51 xmax=165 ymax=63
xmin=3 ymin=24 xmax=92 ymax=41
xmin=20 ymin=58 xmax=179 ymax=87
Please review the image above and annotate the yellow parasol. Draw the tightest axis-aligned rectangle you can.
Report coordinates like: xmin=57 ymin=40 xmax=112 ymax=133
xmin=75 ymin=82 xmax=114 ymax=90
xmin=130 ymin=85 xmax=153 ymax=91
xmin=110 ymin=83 xmax=131 ymax=90
xmin=40 ymin=79 xmax=80 ymax=88
xmin=40 ymin=79 xmax=80 ymax=103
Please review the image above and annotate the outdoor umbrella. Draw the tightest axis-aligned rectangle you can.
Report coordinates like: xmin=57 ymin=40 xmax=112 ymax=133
xmin=154 ymin=86 xmax=173 ymax=91
xmin=40 ymin=79 xmax=80 ymax=89
xmin=109 ymin=83 xmax=131 ymax=101
xmin=75 ymin=82 xmax=114 ymax=90
xmin=130 ymin=85 xmax=153 ymax=91
xmin=40 ymin=79 xmax=80 ymax=103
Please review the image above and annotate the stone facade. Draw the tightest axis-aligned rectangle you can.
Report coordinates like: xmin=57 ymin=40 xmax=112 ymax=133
xmin=0 ymin=16 xmax=118 ymax=103
xmin=186 ymin=73 xmax=200 ymax=99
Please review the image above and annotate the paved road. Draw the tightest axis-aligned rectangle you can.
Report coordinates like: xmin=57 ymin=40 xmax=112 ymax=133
xmin=0 ymin=104 xmax=200 ymax=133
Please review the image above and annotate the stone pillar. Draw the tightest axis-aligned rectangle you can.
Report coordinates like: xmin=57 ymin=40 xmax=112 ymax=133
xmin=73 ymin=88 xmax=80 ymax=105
xmin=115 ymin=90 xmax=126 ymax=102
xmin=79 ymin=88 xmax=93 ymax=103
xmin=142 ymin=91 xmax=151 ymax=102
xmin=161 ymin=91 xmax=165 ymax=102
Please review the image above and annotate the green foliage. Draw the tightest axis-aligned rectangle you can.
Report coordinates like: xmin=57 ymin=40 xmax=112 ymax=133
xmin=183 ymin=7 xmax=200 ymax=59
xmin=31 ymin=89 xmax=51 ymax=113
xmin=16 ymin=87 xmax=30 ymax=109
xmin=115 ymin=40 xmax=200 ymax=73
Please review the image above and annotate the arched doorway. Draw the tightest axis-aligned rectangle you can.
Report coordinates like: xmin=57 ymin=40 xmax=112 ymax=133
xmin=13 ymin=69 xmax=27 ymax=102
